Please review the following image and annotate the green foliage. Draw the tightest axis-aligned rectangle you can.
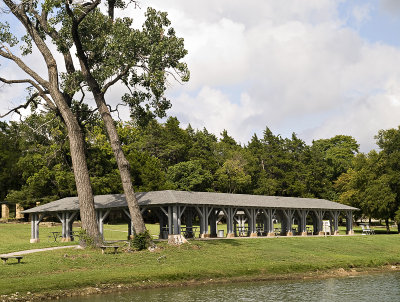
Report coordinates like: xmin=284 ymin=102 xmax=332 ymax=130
xmin=4 ymin=109 xmax=400 ymax=224
xmin=167 ymin=160 xmax=213 ymax=191
xmin=130 ymin=230 xmax=151 ymax=251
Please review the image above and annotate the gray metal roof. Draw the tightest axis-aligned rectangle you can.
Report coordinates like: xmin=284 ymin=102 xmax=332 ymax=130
xmin=22 ymin=190 xmax=357 ymax=214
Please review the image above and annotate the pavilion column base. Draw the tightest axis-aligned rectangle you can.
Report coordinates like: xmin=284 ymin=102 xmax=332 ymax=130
xmin=267 ymin=232 xmax=275 ymax=237
xmin=347 ymin=230 xmax=354 ymax=235
xmin=301 ymin=232 xmax=307 ymax=236
xmin=61 ymin=237 xmax=72 ymax=242
xmin=286 ymin=231 xmax=293 ymax=237
xmin=318 ymin=231 xmax=325 ymax=236
xmin=249 ymin=232 xmax=258 ymax=238
xmin=168 ymin=234 xmax=188 ymax=245
xmin=200 ymin=233 xmax=211 ymax=238
xmin=334 ymin=231 xmax=340 ymax=236
xmin=30 ymin=238 xmax=40 ymax=243
xmin=226 ymin=233 xmax=235 ymax=238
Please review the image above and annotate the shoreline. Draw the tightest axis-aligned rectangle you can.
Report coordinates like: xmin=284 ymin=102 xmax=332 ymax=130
xmin=3 ymin=264 xmax=400 ymax=302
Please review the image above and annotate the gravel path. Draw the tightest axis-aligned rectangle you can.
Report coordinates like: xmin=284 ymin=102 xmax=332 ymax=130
xmin=0 ymin=245 xmax=79 ymax=257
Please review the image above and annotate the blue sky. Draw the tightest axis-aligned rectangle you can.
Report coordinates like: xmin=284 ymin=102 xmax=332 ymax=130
xmin=339 ymin=0 xmax=400 ymax=46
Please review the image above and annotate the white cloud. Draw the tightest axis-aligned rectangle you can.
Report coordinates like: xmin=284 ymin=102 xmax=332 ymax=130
xmin=2 ymin=0 xmax=400 ymax=153
xmin=136 ymin=0 xmax=400 ymax=152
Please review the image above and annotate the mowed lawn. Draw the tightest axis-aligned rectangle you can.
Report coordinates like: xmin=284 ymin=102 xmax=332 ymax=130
xmin=1 ymin=223 xmax=400 ymax=296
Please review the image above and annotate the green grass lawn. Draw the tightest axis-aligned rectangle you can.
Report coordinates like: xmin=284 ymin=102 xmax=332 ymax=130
xmin=1 ymin=222 xmax=400 ymax=297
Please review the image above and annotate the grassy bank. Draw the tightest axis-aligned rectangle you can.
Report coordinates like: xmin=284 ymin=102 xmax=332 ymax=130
xmin=1 ymin=223 xmax=400 ymax=299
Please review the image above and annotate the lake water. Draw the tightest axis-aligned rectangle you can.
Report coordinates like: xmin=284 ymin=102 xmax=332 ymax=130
xmin=60 ymin=272 xmax=400 ymax=302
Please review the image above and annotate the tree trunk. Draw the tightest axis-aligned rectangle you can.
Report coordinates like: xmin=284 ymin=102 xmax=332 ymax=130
xmin=52 ymin=94 xmax=103 ymax=245
xmin=2 ymin=0 xmax=101 ymax=246
xmin=385 ymin=218 xmax=390 ymax=233
xmin=69 ymin=16 xmax=146 ymax=235
xmin=94 ymin=92 xmax=146 ymax=235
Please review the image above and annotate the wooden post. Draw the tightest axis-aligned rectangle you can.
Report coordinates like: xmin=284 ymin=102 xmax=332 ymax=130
xmin=222 ymin=207 xmax=236 ymax=238
xmin=97 ymin=209 xmax=110 ymax=240
xmin=282 ymin=209 xmax=295 ymax=236
xmin=209 ymin=209 xmax=217 ymax=237
xmin=262 ymin=208 xmax=276 ymax=236
xmin=172 ymin=205 xmax=179 ymax=235
xmin=168 ymin=206 xmax=173 ymax=235
xmin=30 ymin=213 xmax=44 ymax=243
xmin=346 ymin=211 xmax=354 ymax=235
xmin=330 ymin=211 xmax=340 ymax=235
xmin=313 ymin=210 xmax=325 ymax=235
xmin=244 ymin=208 xmax=257 ymax=237
xmin=297 ymin=209 xmax=309 ymax=236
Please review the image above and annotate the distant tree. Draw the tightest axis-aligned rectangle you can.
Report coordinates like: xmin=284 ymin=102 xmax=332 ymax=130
xmin=215 ymin=156 xmax=251 ymax=194
xmin=167 ymin=160 xmax=213 ymax=191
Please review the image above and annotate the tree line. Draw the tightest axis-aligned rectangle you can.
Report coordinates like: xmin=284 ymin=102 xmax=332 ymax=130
xmin=3 ymin=111 xmax=399 ymax=226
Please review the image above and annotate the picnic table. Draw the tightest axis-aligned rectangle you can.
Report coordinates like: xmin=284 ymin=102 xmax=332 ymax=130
xmin=48 ymin=231 xmax=80 ymax=242
xmin=274 ymin=228 xmax=281 ymax=236
xmin=237 ymin=226 xmax=249 ymax=237
xmin=180 ymin=226 xmax=199 ymax=238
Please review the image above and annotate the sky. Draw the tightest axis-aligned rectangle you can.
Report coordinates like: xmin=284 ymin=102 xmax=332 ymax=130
xmin=2 ymin=0 xmax=400 ymax=152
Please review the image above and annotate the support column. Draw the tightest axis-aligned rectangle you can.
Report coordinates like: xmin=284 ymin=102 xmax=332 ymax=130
xmin=346 ymin=211 xmax=354 ymax=235
xmin=172 ymin=205 xmax=179 ymax=235
xmin=123 ymin=208 xmax=135 ymax=239
xmin=209 ymin=209 xmax=217 ymax=237
xmin=185 ymin=208 xmax=194 ymax=238
xmin=282 ymin=209 xmax=295 ymax=236
xmin=195 ymin=205 xmax=213 ymax=238
xmin=262 ymin=208 xmax=276 ymax=236
xmin=297 ymin=209 xmax=309 ymax=236
xmin=97 ymin=209 xmax=110 ymax=240
xmin=1 ymin=204 xmax=9 ymax=220
xmin=30 ymin=213 xmax=44 ymax=243
xmin=313 ymin=210 xmax=325 ymax=235
xmin=330 ymin=211 xmax=340 ymax=235
xmin=244 ymin=208 xmax=258 ymax=237
xmin=15 ymin=204 xmax=24 ymax=219
xmin=168 ymin=206 xmax=173 ymax=235
xmin=222 ymin=207 xmax=237 ymax=238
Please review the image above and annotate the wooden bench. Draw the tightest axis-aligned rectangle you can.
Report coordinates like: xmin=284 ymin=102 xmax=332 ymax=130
xmin=1 ymin=256 xmax=23 ymax=264
xmin=100 ymin=245 xmax=119 ymax=254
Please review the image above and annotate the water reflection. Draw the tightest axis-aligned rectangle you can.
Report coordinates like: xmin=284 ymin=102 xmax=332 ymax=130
xmin=60 ymin=272 xmax=400 ymax=302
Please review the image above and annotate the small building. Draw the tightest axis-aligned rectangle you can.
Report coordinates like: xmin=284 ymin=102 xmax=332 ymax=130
xmin=22 ymin=190 xmax=357 ymax=242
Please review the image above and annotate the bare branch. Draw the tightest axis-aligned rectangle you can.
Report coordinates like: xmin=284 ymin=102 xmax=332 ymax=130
xmin=165 ymin=70 xmax=184 ymax=85
xmin=102 ymin=65 xmax=131 ymax=93
xmin=0 ymin=46 xmax=49 ymax=89
xmin=0 ymin=77 xmax=57 ymax=111
xmin=3 ymin=0 xmax=60 ymax=88
xmin=106 ymin=103 xmax=127 ymax=122
xmin=31 ymin=8 xmax=76 ymax=75
xmin=0 ymin=93 xmax=37 ymax=118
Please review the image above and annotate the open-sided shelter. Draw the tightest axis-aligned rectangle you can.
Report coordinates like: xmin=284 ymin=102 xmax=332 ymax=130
xmin=22 ymin=190 xmax=358 ymax=242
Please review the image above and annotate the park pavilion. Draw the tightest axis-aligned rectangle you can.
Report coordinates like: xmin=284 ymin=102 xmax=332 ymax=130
xmin=22 ymin=190 xmax=357 ymax=243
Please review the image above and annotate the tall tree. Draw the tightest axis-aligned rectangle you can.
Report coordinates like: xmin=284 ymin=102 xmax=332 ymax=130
xmin=0 ymin=0 xmax=101 ymax=243
xmin=60 ymin=2 xmax=189 ymax=234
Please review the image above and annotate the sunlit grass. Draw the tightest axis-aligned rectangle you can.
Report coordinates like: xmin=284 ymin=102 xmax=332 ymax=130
xmin=1 ymin=222 xmax=400 ymax=296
